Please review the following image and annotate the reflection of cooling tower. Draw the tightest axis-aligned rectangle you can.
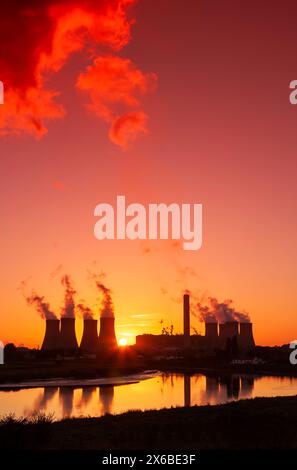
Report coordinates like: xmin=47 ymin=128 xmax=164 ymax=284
xmin=60 ymin=318 xmax=78 ymax=350
xmin=240 ymin=376 xmax=254 ymax=398
xmin=80 ymin=319 xmax=98 ymax=352
xmin=239 ymin=323 xmax=255 ymax=353
xmin=36 ymin=387 xmax=58 ymax=411
xmin=81 ymin=387 xmax=96 ymax=406
xmin=42 ymin=319 xmax=60 ymax=350
xmin=59 ymin=387 xmax=74 ymax=417
xmin=99 ymin=386 xmax=114 ymax=414
xmin=205 ymin=322 xmax=218 ymax=348
xmin=183 ymin=293 xmax=190 ymax=348
xmin=98 ymin=317 xmax=117 ymax=351
xmin=219 ymin=321 xmax=238 ymax=349
xmin=205 ymin=376 xmax=219 ymax=398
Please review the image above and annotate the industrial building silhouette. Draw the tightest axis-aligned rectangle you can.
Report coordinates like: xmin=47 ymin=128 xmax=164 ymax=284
xmin=41 ymin=293 xmax=255 ymax=355
xmin=136 ymin=293 xmax=255 ymax=355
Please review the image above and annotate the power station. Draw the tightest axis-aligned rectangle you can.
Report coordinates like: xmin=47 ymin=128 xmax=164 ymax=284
xmin=41 ymin=315 xmax=118 ymax=353
xmin=136 ymin=293 xmax=255 ymax=355
xmin=41 ymin=293 xmax=255 ymax=356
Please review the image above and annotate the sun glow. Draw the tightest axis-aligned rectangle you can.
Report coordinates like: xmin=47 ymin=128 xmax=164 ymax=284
xmin=119 ymin=338 xmax=128 ymax=346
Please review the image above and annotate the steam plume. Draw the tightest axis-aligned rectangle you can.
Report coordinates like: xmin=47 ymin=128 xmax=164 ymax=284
xmin=0 ymin=0 xmax=156 ymax=147
xmin=196 ymin=297 xmax=250 ymax=323
xmin=61 ymin=274 xmax=76 ymax=318
xmin=95 ymin=279 xmax=114 ymax=318
xmin=196 ymin=303 xmax=217 ymax=323
xmin=26 ymin=292 xmax=57 ymax=320
xmin=77 ymin=303 xmax=94 ymax=320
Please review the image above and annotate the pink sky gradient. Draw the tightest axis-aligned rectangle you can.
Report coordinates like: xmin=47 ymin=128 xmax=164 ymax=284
xmin=0 ymin=0 xmax=297 ymax=347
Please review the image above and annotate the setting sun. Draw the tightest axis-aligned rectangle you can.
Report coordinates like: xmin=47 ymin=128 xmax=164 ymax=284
xmin=119 ymin=338 xmax=128 ymax=347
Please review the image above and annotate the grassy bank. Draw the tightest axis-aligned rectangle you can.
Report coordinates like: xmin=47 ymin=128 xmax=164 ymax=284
xmin=1 ymin=395 xmax=297 ymax=450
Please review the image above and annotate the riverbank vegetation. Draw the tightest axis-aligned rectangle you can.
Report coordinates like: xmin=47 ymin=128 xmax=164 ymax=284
xmin=0 ymin=395 xmax=297 ymax=450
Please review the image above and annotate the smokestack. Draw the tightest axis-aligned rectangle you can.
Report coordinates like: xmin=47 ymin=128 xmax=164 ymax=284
xmin=60 ymin=318 xmax=78 ymax=350
xmin=98 ymin=317 xmax=118 ymax=352
xmin=238 ymin=322 xmax=255 ymax=353
xmin=42 ymin=319 xmax=60 ymax=350
xmin=183 ymin=293 xmax=190 ymax=348
xmin=205 ymin=322 xmax=218 ymax=349
xmin=80 ymin=319 xmax=98 ymax=352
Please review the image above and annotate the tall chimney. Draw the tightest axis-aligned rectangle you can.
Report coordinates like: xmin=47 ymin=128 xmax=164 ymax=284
xmin=98 ymin=317 xmax=118 ymax=352
xmin=183 ymin=293 xmax=190 ymax=348
xmin=42 ymin=319 xmax=60 ymax=350
xmin=80 ymin=319 xmax=98 ymax=352
xmin=60 ymin=318 xmax=78 ymax=350
xmin=238 ymin=322 xmax=255 ymax=354
xmin=205 ymin=322 xmax=218 ymax=349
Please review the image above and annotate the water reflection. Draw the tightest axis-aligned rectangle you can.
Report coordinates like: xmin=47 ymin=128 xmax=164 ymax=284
xmin=80 ymin=386 xmax=96 ymax=406
xmin=240 ymin=376 xmax=255 ymax=398
xmin=99 ymin=386 xmax=114 ymax=415
xmin=35 ymin=387 xmax=58 ymax=411
xmin=59 ymin=387 xmax=74 ymax=417
xmin=184 ymin=375 xmax=191 ymax=407
xmin=0 ymin=373 xmax=296 ymax=421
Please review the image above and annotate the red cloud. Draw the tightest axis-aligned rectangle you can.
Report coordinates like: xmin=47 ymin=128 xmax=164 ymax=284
xmin=0 ymin=0 xmax=156 ymax=147
xmin=109 ymin=111 xmax=148 ymax=148
xmin=77 ymin=56 xmax=156 ymax=147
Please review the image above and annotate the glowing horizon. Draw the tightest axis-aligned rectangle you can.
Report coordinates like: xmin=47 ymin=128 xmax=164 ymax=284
xmin=1 ymin=0 xmax=297 ymax=348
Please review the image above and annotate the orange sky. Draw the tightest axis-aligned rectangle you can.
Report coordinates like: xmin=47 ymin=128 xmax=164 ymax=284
xmin=1 ymin=0 xmax=297 ymax=347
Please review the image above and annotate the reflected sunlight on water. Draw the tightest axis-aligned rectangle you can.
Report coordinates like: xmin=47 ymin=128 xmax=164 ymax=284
xmin=1 ymin=373 xmax=297 ymax=420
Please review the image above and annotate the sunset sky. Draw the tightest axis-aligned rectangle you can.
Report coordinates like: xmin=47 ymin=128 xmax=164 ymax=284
xmin=1 ymin=0 xmax=297 ymax=347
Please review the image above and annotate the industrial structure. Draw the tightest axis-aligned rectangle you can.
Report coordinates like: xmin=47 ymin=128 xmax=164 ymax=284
xmin=42 ymin=319 xmax=60 ymax=350
xmin=80 ymin=319 xmax=98 ymax=352
xmin=41 ymin=315 xmax=118 ymax=353
xmin=97 ymin=316 xmax=118 ymax=352
xmin=60 ymin=318 xmax=78 ymax=350
xmin=183 ymin=293 xmax=190 ymax=348
xmin=40 ymin=293 xmax=255 ymax=357
xmin=136 ymin=293 xmax=255 ymax=356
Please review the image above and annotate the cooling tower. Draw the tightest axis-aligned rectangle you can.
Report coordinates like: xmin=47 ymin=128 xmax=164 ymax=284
xmin=98 ymin=317 xmax=118 ymax=352
xmin=80 ymin=319 xmax=98 ymax=352
xmin=183 ymin=293 xmax=191 ymax=348
xmin=219 ymin=321 xmax=238 ymax=350
xmin=41 ymin=319 xmax=60 ymax=350
xmin=205 ymin=322 xmax=218 ymax=349
xmin=60 ymin=318 xmax=78 ymax=350
xmin=238 ymin=322 xmax=255 ymax=353
xmin=224 ymin=321 xmax=239 ymax=338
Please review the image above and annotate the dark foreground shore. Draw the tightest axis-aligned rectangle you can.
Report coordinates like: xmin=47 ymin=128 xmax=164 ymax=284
xmin=1 ymin=346 xmax=297 ymax=385
xmin=1 ymin=395 xmax=297 ymax=450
